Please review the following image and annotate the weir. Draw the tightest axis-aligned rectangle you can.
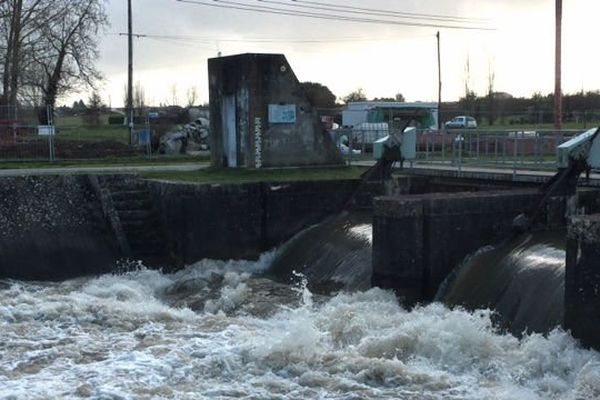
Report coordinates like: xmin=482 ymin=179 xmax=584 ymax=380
xmin=1 ymin=168 xmax=600 ymax=348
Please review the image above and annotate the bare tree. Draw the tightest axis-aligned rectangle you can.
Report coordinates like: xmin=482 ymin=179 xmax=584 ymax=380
xmin=487 ymin=63 xmax=496 ymax=126
xmin=460 ymin=55 xmax=476 ymax=115
xmin=133 ymin=81 xmax=146 ymax=116
xmin=122 ymin=81 xmax=146 ymax=118
xmin=19 ymin=0 xmax=108 ymax=123
xmin=169 ymin=83 xmax=179 ymax=106
xmin=0 ymin=0 xmax=63 ymax=105
xmin=186 ymin=86 xmax=198 ymax=107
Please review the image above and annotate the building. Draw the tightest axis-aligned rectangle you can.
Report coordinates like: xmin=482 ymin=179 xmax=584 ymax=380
xmin=342 ymin=101 xmax=439 ymax=130
xmin=208 ymin=53 xmax=343 ymax=168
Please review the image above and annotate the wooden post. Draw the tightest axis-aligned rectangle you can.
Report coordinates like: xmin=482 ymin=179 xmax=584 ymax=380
xmin=127 ymin=0 xmax=134 ymax=145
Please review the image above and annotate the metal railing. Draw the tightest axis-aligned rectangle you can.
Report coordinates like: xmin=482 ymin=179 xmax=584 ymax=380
xmin=330 ymin=127 xmax=584 ymax=174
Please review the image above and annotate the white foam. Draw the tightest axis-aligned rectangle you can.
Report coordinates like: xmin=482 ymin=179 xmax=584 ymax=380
xmin=1 ymin=262 xmax=599 ymax=399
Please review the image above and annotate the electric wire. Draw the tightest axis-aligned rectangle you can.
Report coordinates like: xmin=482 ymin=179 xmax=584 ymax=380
xmin=286 ymin=0 xmax=488 ymax=22
xmin=115 ymin=32 xmax=432 ymax=44
xmin=175 ymin=0 xmax=493 ymax=30
xmin=252 ymin=0 xmax=485 ymax=24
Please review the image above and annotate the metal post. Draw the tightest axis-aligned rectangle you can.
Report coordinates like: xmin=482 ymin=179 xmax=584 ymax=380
xmin=513 ymin=134 xmax=518 ymax=179
xmin=494 ymin=135 xmax=498 ymax=164
xmin=441 ymin=132 xmax=446 ymax=163
xmin=13 ymin=105 xmax=17 ymax=143
xmin=47 ymin=105 xmax=55 ymax=162
xmin=437 ymin=31 xmax=442 ymax=130
xmin=458 ymin=135 xmax=463 ymax=174
xmin=348 ymin=129 xmax=353 ymax=165
xmin=361 ymin=130 xmax=366 ymax=157
xmin=503 ymin=135 xmax=507 ymax=165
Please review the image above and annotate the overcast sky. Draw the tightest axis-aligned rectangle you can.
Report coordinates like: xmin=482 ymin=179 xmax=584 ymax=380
xmin=79 ymin=0 xmax=600 ymax=107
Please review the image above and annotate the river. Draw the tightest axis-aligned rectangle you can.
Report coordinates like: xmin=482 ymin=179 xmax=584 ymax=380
xmin=1 ymin=253 xmax=599 ymax=399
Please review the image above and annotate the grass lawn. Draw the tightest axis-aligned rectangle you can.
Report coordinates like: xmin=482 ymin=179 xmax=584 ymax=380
xmin=141 ymin=166 xmax=369 ymax=184
xmin=56 ymin=115 xmax=131 ymax=143
xmin=0 ymin=155 xmax=208 ymax=170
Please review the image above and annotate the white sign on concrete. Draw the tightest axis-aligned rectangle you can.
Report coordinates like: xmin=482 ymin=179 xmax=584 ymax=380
xmin=268 ymin=104 xmax=296 ymax=124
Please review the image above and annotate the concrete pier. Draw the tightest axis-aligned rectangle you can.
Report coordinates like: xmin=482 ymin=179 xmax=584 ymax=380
xmin=373 ymin=190 xmax=544 ymax=303
xmin=565 ymin=214 xmax=600 ymax=349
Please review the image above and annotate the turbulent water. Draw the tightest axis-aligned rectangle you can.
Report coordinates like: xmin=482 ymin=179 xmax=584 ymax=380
xmin=2 ymin=253 xmax=600 ymax=399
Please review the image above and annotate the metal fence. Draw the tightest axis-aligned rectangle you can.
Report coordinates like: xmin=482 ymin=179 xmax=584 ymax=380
xmin=0 ymin=106 xmax=171 ymax=162
xmin=330 ymin=127 xmax=584 ymax=173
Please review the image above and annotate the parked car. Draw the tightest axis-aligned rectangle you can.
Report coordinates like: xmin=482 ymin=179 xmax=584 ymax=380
xmin=445 ymin=116 xmax=477 ymax=129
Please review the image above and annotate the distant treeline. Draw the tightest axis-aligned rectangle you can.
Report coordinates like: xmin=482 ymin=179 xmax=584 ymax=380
xmin=442 ymin=91 xmax=600 ymax=126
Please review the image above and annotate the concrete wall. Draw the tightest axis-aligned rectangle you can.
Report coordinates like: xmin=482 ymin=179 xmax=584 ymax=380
xmin=565 ymin=214 xmax=600 ymax=349
xmin=372 ymin=190 xmax=547 ymax=303
xmin=0 ymin=176 xmax=119 ymax=280
xmin=147 ymin=179 xmax=384 ymax=265
xmin=208 ymin=53 xmax=343 ymax=168
xmin=372 ymin=186 xmax=600 ymax=304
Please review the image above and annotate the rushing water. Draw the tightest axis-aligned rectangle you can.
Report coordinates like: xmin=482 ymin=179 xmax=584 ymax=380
xmin=2 ymin=253 xmax=600 ymax=400
xmin=438 ymin=231 xmax=567 ymax=335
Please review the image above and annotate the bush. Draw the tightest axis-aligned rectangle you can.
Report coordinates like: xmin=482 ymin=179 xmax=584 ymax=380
xmin=109 ymin=116 xmax=125 ymax=125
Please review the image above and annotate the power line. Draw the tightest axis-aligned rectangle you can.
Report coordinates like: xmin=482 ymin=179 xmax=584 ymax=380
xmin=286 ymin=0 xmax=489 ymax=23
xmin=253 ymin=0 xmax=486 ymax=24
xmin=115 ymin=32 xmax=431 ymax=44
xmin=175 ymin=0 xmax=493 ymax=30
xmin=199 ymin=0 xmax=489 ymax=29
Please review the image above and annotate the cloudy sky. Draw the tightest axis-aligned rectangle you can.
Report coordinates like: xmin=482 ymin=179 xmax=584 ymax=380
xmin=85 ymin=0 xmax=600 ymax=107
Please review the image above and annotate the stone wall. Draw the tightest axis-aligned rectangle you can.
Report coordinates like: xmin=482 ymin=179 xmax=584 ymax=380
xmin=147 ymin=179 xmax=384 ymax=265
xmin=565 ymin=214 xmax=600 ymax=349
xmin=0 ymin=176 xmax=119 ymax=280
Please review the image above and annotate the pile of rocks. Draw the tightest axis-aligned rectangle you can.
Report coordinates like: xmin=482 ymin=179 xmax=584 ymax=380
xmin=159 ymin=117 xmax=210 ymax=155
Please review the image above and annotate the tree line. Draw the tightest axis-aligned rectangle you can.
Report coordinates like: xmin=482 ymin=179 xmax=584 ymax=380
xmin=450 ymin=90 xmax=600 ymax=126
xmin=0 ymin=0 xmax=107 ymax=123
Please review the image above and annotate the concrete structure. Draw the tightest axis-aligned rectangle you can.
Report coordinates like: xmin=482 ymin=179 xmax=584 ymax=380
xmin=372 ymin=190 xmax=544 ymax=303
xmin=342 ymin=101 xmax=439 ymax=129
xmin=208 ymin=53 xmax=343 ymax=168
xmin=0 ymin=175 xmax=384 ymax=280
xmin=0 ymin=176 xmax=119 ymax=280
xmin=565 ymin=214 xmax=600 ymax=349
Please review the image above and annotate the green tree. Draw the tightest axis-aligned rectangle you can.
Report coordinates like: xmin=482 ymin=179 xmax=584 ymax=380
xmin=299 ymin=81 xmax=336 ymax=110
xmin=84 ymin=90 xmax=103 ymax=126
xmin=342 ymin=88 xmax=367 ymax=104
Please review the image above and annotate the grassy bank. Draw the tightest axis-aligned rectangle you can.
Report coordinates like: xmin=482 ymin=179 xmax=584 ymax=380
xmin=0 ymin=155 xmax=208 ymax=170
xmin=141 ymin=166 xmax=368 ymax=184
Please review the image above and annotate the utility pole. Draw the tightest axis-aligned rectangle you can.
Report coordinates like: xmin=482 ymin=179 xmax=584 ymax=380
xmin=437 ymin=31 xmax=442 ymax=130
xmin=127 ymin=0 xmax=134 ymax=145
xmin=554 ymin=0 xmax=562 ymax=130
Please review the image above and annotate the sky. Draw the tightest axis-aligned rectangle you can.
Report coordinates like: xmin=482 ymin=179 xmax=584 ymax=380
xmin=76 ymin=0 xmax=600 ymax=107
